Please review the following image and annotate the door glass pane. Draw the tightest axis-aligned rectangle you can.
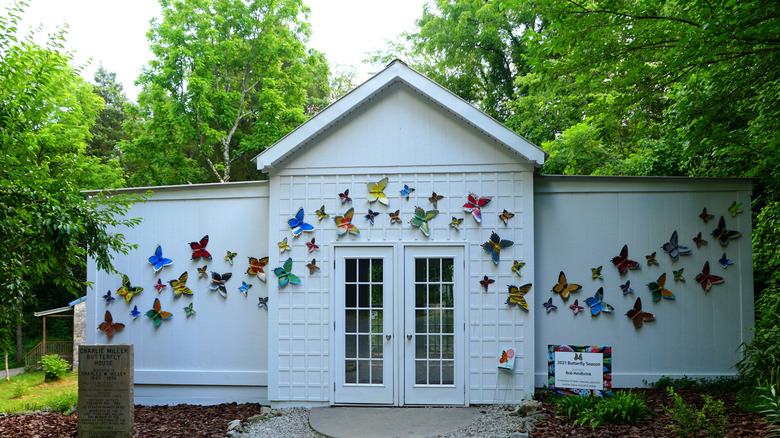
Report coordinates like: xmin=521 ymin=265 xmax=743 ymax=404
xmin=344 ymin=257 xmax=384 ymax=386
xmin=345 ymin=360 xmax=357 ymax=384
xmin=415 ymin=360 xmax=427 ymax=385
xmin=371 ymin=310 xmax=383 ymax=333
xmin=428 ymin=259 xmax=440 ymax=282
xmin=346 ymin=284 xmax=357 ymax=308
xmin=428 ymin=285 xmax=440 ymax=308
xmin=371 ymin=361 xmax=383 ymax=384
xmin=359 ymin=284 xmax=370 ymax=307
xmin=415 ymin=284 xmax=427 ymax=307
xmin=359 ymin=259 xmax=370 ymax=282
xmin=415 ymin=258 xmax=426 ymax=282
xmin=442 ymin=361 xmax=454 ymax=385
xmin=358 ymin=360 xmax=370 ymax=384
xmin=413 ymin=257 xmax=456 ymax=386
xmin=358 ymin=334 xmax=369 ymax=358
xmin=442 ymin=258 xmax=454 ymax=282
xmin=371 ymin=259 xmax=383 ymax=282
xmin=346 ymin=259 xmax=357 ymax=282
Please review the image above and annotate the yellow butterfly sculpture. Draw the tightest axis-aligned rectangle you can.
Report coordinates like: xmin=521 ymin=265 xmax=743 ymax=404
xmin=506 ymin=284 xmax=532 ymax=311
xmin=168 ymin=271 xmax=193 ymax=297
xmin=367 ymin=177 xmax=389 ymax=205
xmin=552 ymin=271 xmax=581 ymax=300
xmin=278 ymin=237 xmax=291 ymax=253
xmin=117 ymin=274 xmax=143 ymax=303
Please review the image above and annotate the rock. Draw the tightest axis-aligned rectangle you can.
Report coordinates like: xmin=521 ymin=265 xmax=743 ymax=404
xmin=261 ymin=406 xmax=273 ymax=415
xmin=509 ymin=431 xmax=529 ymax=438
xmin=516 ymin=399 xmax=543 ymax=416
xmin=246 ymin=414 xmax=266 ymax=423
xmin=227 ymin=419 xmax=242 ymax=431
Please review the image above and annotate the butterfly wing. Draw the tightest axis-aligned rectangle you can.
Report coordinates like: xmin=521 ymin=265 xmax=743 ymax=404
xmin=646 ymin=252 xmax=658 ymax=266
xmin=190 ymin=235 xmax=211 ymax=260
xmin=131 ymin=305 xmax=140 ymax=319
xmin=506 ymin=284 xmax=530 ymax=311
xmin=367 ymin=177 xmax=389 ymax=205
xmin=620 ymin=280 xmax=634 ymax=295
xmin=149 ymin=245 xmax=173 ymax=272
xmin=719 ymin=253 xmax=734 ymax=268
xmin=258 ymin=297 xmax=269 ymax=310
xmin=611 ymin=245 xmax=639 ymax=275
xmin=700 ymin=208 xmax=714 ymax=223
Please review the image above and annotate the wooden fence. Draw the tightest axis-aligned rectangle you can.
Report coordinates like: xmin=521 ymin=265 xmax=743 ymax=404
xmin=23 ymin=340 xmax=73 ymax=369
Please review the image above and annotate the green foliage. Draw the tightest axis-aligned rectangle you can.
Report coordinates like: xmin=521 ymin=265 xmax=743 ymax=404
xmin=87 ymin=65 xmax=133 ymax=168
xmin=551 ymin=390 xmax=652 ymax=429
xmin=550 ymin=392 xmax=596 ymax=418
xmin=40 ymin=355 xmax=69 ymax=382
xmin=757 ymin=373 xmax=780 ymax=437
xmin=11 ymin=383 xmax=27 ymax=399
xmin=0 ymin=370 xmax=77 ymax=414
xmin=665 ymin=387 xmax=727 ymax=438
xmin=648 ymin=375 xmax=742 ymax=395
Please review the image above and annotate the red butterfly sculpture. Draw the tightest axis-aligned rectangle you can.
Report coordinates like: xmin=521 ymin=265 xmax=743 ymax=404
xmin=479 ymin=275 xmax=495 ymax=291
xmin=189 ymin=235 xmax=212 ymax=260
xmin=611 ymin=244 xmax=639 ymax=275
xmin=694 ymin=261 xmax=724 ymax=292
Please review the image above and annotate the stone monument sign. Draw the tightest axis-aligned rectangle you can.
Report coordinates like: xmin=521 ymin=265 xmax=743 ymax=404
xmin=77 ymin=344 xmax=134 ymax=437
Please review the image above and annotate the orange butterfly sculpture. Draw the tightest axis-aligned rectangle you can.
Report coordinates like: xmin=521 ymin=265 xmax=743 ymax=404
xmin=334 ymin=208 xmax=360 ymax=237
xmin=98 ymin=310 xmax=125 ymax=338
xmin=551 ymin=271 xmax=581 ymax=300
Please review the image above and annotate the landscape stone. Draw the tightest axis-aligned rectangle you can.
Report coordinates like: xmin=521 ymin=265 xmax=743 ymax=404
xmin=77 ymin=344 xmax=133 ymax=438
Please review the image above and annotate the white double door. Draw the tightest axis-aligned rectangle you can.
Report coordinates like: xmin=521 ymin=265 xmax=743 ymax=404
xmin=334 ymin=246 xmax=465 ymax=405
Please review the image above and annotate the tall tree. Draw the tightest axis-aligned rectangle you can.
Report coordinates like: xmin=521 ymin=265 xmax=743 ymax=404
xmin=87 ymin=65 xmax=132 ymax=165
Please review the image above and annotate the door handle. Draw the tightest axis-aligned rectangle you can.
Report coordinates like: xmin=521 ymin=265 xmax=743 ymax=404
xmin=386 ymin=334 xmax=391 ymax=340
xmin=406 ymin=334 xmax=412 ymax=340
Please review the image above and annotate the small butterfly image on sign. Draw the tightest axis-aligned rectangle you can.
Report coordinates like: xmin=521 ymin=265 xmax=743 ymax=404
xmin=168 ymin=271 xmax=193 ymax=297
xmin=429 ymin=192 xmax=444 ymax=209
xmin=103 ymin=290 xmax=115 ymax=304
xmin=274 ymin=257 xmax=301 ymax=288
xmin=307 ymin=259 xmax=320 ymax=275
xmin=552 ymin=271 xmax=582 ymax=300
xmin=400 ymin=184 xmax=415 ymax=199
xmin=306 ymin=238 xmax=319 ymax=253
xmin=197 ymin=266 xmax=208 ymax=278
xmin=278 ymin=237 xmax=291 ymax=253
xmin=482 ymin=232 xmax=513 ymax=265
xmin=673 ymin=268 xmax=685 ymax=282
xmin=247 ymin=257 xmax=269 ymax=282
xmin=288 ymin=208 xmax=314 ymax=237
xmin=719 ymin=253 xmax=734 ymax=269
xmin=591 ymin=266 xmax=603 ymax=280
xmin=499 ymin=210 xmax=514 ymax=225
xmin=646 ymin=252 xmax=659 ymax=266
xmin=339 ymin=189 xmax=351 ymax=203
xmin=728 ymin=201 xmax=743 ymax=216
xmin=258 ymin=296 xmax=269 ymax=310
xmin=367 ymin=177 xmax=389 ymax=205
xmin=648 ymin=273 xmax=675 ymax=302
xmin=449 ymin=217 xmax=464 ymax=231
xmin=543 ymin=297 xmax=558 ymax=313
xmin=117 ymin=274 xmax=143 ymax=303
xmin=238 ymin=281 xmax=252 ymax=296
xmin=148 ymin=245 xmax=173 ymax=273
xmin=98 ymin=310 xmax=124 ymax=338
xmin=506 ymin=284 xmax=532 ymax=311
xmin=585 ymin=287 xmax=614 ymax=317
xmin=189 ymin=235 xmax=212 ymax=260
xmin=692 ymin=232 xmax=708 ymax=248
xmin=626 ymin=297 xmax=655 ymax=329
xmin=574 ymin=353 xmax=583 ymax=361
xmin=662 ymin=230 xmax=692 ymax=261
xmin=463 ymin=193 xmax=492 ymax=223
xmin=570 ymin=299 xmax=584 ymax=315
xmin=620 ymin=280 xmax=634 ymax=295
xmin=611 ymin=245 xmax=639 ymax=275
xmin=225 ymin=250 xmax=237 ymax=265
xmin=511 ymin=260 xmax=525 ymax=277
xmin=365 ymin=209 xmax=380 ymax=225
xmin=334 ymin=208 xmax=360 ymax=237
xmin=712 ymin=216 xmax=741 ymax=247
xmin=695 ymin=261 xmax=724 ymax=292
xmin=153 ymin=278 xmax=166 ymax=293
xmin=315 ymin=205 xmax=329 ymax=221
xmin=410 ymin=206 xmax=439 ymax=238
xmin=389 ymin=210 xmax=402 ymax=224
xmin=479 ymin=275 xmax=495 ymax=292
xmin=130 ymin=305 xmax=140 ymax=319
xmin=209 ymin=272 xmax=233 ymax=299
xmin=146 ymin=298 xmax=172 ymax=328
xmin=700 ymin=207 xmax=714 ymax=223
xmin=183 ymin=302 xmax=195 ymax=317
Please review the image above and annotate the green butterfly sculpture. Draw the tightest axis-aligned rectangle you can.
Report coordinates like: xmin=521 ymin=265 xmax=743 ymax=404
xmin=409 ymin=206 xmax=438 ymax=237
xmin=274 ymin=257 xmax=301 ymax=288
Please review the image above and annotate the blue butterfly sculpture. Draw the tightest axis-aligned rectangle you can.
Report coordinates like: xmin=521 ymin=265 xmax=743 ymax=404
xmin=719 ymin=253 xmax=734 ymax=269
xmin=400 ymin=184 xmax=415 ymax=199
xmin=482 ymin=232 xmax=514 ymax=265
xmin=239 ymin=281 xmax=252 ymax=296
xmin=288 ymin=208 xmax=314 ymax=237
xmin=258 ymin=297 xmax=269 ymax=310
xmin=662 ymin=230 xmax=692 ymax=261
xmin=365 ymin=209 xmax=380 ymax=225
xmin=148 ymin=245 xmax=173 ymax=273
xmin=585 ymin=287 xmax=614 ymax=316
xmin=130 ymin=305 xmax=141 ymax=319
xmin=542 ymin=297 xmax=558 ymax=313
xmin=619 ymin=281 xmax=634 ymax=295
xmin=102 ymin=290 xmax=115 ymax=304
xmin=274 ymin=257 xmax=302 ymax=288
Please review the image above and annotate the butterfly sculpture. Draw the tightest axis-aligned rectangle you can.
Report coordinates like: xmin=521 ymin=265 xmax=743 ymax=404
xmin=197 ymin=266 xmax=208 ymax=278
xmin=400 ymin=184 xmax=415 ymax=199
xmin=449 ymin=217 xmax=464 ymax=231
xmin=306 ymin=238 xmax=319 ymax=253
xmin=168 ymin=271 xmax=194 ymax=297
xmin=117 ymin=274 xmax=143 ymax=303
xmin=247 ymin=256 xmax=270 ymax=282
xmin=646 ymin=252 xmax=659 ymax=266
xmin=506 ymin=284 xmax=532 ymax=311
xmin=209 ymin=272 xmax=233 ymax=299
xmin=463 ymin=193 xmax=492 ymax=223
xmin=103 ymin=290 xmax=115 ymax=304
xmin=673 ymin=268 xmax=685 ymax=282
xmin=389 ymin=210 xmax=402 ymax=224
xmin=307 ymin=259 xmax=320 ymax=274
xmin=719 ymin=253 xmax=734 ymax=269
xmin=480 ymin=275 xmax=495 ymax=291
xmin=692 ymin=232 xmax=708 ymax=248
xmin=146 ymin=298 xmax=173 ymax=328
xmin=238 ymin=281 xmax=252 ymax=296
xmin=499 ymin=210 xmax=515 ymax=225
xmin=511 ymin=260 xmax=525 ymax=276
xmin=482 ymin=232 xmax=513 ymax=265
xmin=620 ymin=280 xmax=634 ymax=295
xmin=662 ymin=230 xmax=692 ymax=261
xmin=712 ymin=216 xmax=741 ymax=246
xmin=365 ymin=209 xmax=380 ymax=225
xmin=611 ymin=245 xmax=640 ymax=275
xmin=410 ymin=206 xmax=439 ymax=238
xmin=552 ymin=271 xmax=582 ymax=300
xmin=591 ymin=266 xmax=603 ymax=280
xmin=315 ymin=205 xmax=329 ymax=221
xmin=278 ymin=237 xmax=291 ymax=253
xmin=626 ymin=297 xmax=655 ymax=329
xmin=225 ymin=250 xmax=237 ymax=264
xmin=258 ymin=296 xmax=269 ymax=310
xmin=429 ymin=192 xmax=444 ymax=208
xmin=543 ymin=297 xmax=558 ymax=313
xmin=367 ymin=177 xmax=389 ymax=205
xmin=339 ymin=189 xmax=351 ymax=203
xmin=334 ymin=208 xmax=360 ymax=237
xmin=130 ymin=305 xmax=140 ymax=319
xmin=648 ymin=273 xmax=675 ymax=302
xmin=695 ymin=261 xmax=724 ymax=292
xmin=148 ymin=245 xmax=173 ymax=273
xmin=288 ymin=208 xmax=314 ymax=237
xmin=570 ymin=299 xmax=584 ymax=315
xmin=98 ymin=310 xmax=124 ymax=338
xmin=585 ymin=287 xmax=614 ymax=316
xmin=189 ymin=235 xmax=212 ymax=260
xmin=700 ymin=207 xmax=714 ymax=223
xmin=153 ymin=278 xmax=166 ymax=293
xmin=728 ymin=201 xmax=743 ymax=216
xmin=274 ymin=257 xmax=301 ymax=288
xmin=184 ymin=302 xmax=196 ymax=317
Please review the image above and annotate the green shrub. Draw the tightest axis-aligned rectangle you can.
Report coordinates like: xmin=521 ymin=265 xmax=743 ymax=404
xmin=40 ymin=355 xmax=70 ymax=382
xmin=550 ymin=393 xmax=596 ymax=419
xmin=665 ymin=387 xmax=727 ymax=438
xmin=648 ymin=375 xmax=742 ymax=394
xmin=11 ymin=384 xmax=28 ymax=399
xmin=572 ymin=390 xmax=653 ymax=429
xmin=756 ymin=370 xmax=780 ymax=437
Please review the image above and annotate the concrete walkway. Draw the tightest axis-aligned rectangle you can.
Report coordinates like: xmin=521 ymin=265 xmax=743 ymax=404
xmin=2 ymin=367 xmax=24 ymax=380
xmin=309 ymin=406 xmax=481 ymax=438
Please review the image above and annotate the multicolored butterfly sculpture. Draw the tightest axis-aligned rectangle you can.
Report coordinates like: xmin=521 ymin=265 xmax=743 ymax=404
xmin=189 ymin=235 xmax=212 ymax=260
xmin=591 ymin=266 xmax=603 ymax=279
xmin=552 ymin=271 xmax=582 ymax=300
xmin=646 ymin=252 xmax=659 ymax=266
xmin=148 ymin=245 xmax=173 ymax=273
xmin=728 ymin=201 xmax=743 ymax=216
xmin=648 ymin=273 xmax=675 ymax=302
xmin=258 ymin=296 xmax=269 ymax=310
xmin=463 ymin=193 xmax=492 ymax=223
xmin=197 ymin=266 xmax=208 ymax=278
xmin=98 ymin=310 xmax=124 ymax=338
xmin=130 ymin=305 xmax=140 ymax=319
xmin=570 ymin=299 xmax=584 ymax=315
xmin=620 ymin=280 xmax=634 ymax=295
xmin=673 ymin=268 xmax=685 ymax=282
xmin=153 ymin=278 xmax=166 ymax=293
xmin=339 ymin=189 xmax=351 ymax=203
xmin=117 ymin=274 xmax=143 ymax=303
xmin=700 ymin=207 xmax=714 ymax=223
xmin=585 ymin=287 xmax=614 ymax=316
xmin=238 ymin=281 xmax=252 ymax=296
xmin=307 ymin=259 xmax=320 ymax=274
xmin=719 ymin=253 xmax=734 ymax=269
xmin=692 ymin=232 xmax=708 ymax=248
xmin=389 ymin=210 xmax=402 ymax=224
xmin=511 ymin=260 xmax=525 ymax=277
xmin=306 ymin=238 xmax=319 ymax=252
xmin=543 ymin=297 xmax=558 ymax=313
xmin=365 ymin=209 xmax=380 ymax=225
xmin=168 ymin=271 xmax=193 ymax=297
xmin=288 ymin=208 xmax=314 ymax=237
xmin=274 ymin=257 xmax=301 ymax=288
xmin=367 ymin=177 xmax=389 ymax=205
xmin=184 ymin=302 xmax=195 ymax=317
xmin=316 ymin=205 xmax=329 ymax=221
xmin=506 ymin=284 xmax=532 ymax=311
xmin=410 ymin=206 xmax=439 ymax=238
xmin=626 ymin=297 xmax=655 ymax=329
xmin=499 ymin=210 xmax=515 ymax=225
xmin=334 ymin=208 xmax=360 ymax=237
xmin=662 ymin=230 xmax=692 ymax=261
xmin=712 ymin=216 xmax=741 ymax=246
xmin=400 ymin=184 xmax=415 ymax=199
xmin=103 ymin=290 xmax=115 ymax=304
xmin=225 ymin=250 xmax=237 ymax=264
xmin=449 ymin=217 xmax=464 ymax=231
xmin=482 ymin=232 xmax=513 ymax=265
xmin=695 ymin=261 xmax=724 ymax=292
xmin=209 ymin=272 xmax=233 ymax=298
xmin=278 ymin=237 xmax=291 ymax=252
xmin=480 ymin=275 xmax=495 ymax=292
xmin=429 ymin=192 xmax=444 ymax=208
xmin=247 ymin=257 xmax=270 ymax=282
xmin=611 ymin=245 xmax=640 ymax=275
xmin=146 ymin=298 xmax=173 ymax=328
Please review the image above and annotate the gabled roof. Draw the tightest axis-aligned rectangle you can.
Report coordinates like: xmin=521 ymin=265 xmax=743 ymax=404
xmin=253 ymin=60 xmax=547 ymax=172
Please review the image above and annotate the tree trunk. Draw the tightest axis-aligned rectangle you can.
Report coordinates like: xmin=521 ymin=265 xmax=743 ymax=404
xmin=15 ymin=302 xmax=22 ymax=364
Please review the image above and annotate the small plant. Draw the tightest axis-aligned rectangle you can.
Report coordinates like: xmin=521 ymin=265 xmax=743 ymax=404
xmin=648 ymin=375 xmax=741 ymax=394
xmin=40 ymin=355 xmax=70 ymax=382
xmin=550 ymin=393 xmax=596 ymax=419
xmin=756 ymin=370 xmax=780 ymax=437
xmin=572 ymin=390 xmax=652 ymax=429
xmin=11 ymin=383 xmax=28 ymax=399
xmin=665 ymin=387 xmax=727 ymax=438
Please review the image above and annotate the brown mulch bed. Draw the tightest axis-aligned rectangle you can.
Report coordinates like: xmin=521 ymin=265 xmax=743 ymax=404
xmin=0 ymin=389 xmax=770 ymax=437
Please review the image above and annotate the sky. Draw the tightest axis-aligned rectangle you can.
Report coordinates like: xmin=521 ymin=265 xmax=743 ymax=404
xmin=15 ymin=0 xmax=430 ymax=101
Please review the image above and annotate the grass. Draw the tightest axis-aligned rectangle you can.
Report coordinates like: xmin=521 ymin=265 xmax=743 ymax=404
xmin=0 ymin=370 xmax=78 ymax=414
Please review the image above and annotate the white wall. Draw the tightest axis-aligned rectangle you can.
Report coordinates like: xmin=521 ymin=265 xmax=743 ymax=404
xmin=87 ymin=182 xmax=270 ymax=405
xmin=533 ymin=176 xmax=754 ymax=388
